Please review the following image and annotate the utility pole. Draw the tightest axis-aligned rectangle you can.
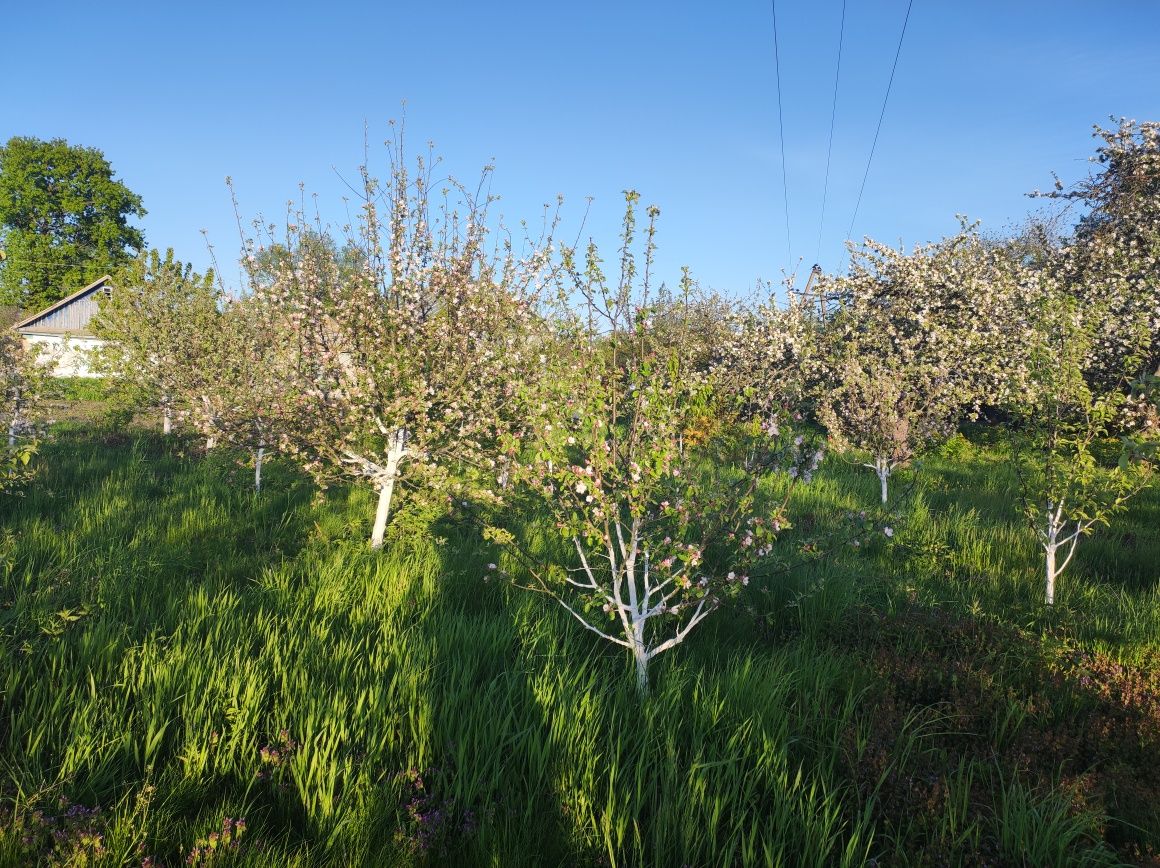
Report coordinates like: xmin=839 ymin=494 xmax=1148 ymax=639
xmin=802 ymin=263 xmax=825 ymax=321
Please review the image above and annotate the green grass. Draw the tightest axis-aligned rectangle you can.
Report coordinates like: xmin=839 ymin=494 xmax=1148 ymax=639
xmin=46 ymin=377 xmax=111 ymax=403
xmin=0 ymin=429 xmax=1156 ymax=865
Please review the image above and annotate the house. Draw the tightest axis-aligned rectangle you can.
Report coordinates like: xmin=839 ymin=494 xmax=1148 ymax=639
xmin=13 ymin=275 xmax=111 ymax=377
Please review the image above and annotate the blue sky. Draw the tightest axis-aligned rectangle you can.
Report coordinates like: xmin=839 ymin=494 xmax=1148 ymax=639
xmin=4 ymin=0 xmax=1158 ymax=297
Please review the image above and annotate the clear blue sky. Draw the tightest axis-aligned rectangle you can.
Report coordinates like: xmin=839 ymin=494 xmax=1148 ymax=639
xmin=4 ymin=1 xmax=1158 ymax=296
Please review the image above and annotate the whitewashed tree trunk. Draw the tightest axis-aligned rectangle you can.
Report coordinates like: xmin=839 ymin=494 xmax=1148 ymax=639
xmin=1045 ymin=541 xmax=1057 ymax=606
xmin=550 ymin=522 xmax=715 ymax=699
xmin=1039 ymin=501 xmax=1087 ymax=607
xmin=1043 ymin=503 xmax=1061 ymax=606
xmin=865 ymin=457 xmax=891 ymax=503
xmin=254 ymin=444 xmax=265 ymax=493
xmin=8 ymin=389 xmax=21 ymax=448
xmin=633 ymin=642 xmax=651 ymax=697
xmin=369 ymin=429 xmax=407 ymax=550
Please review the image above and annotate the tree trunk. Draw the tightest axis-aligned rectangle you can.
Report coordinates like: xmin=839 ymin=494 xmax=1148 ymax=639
xmin=633 ymin=646 xmax=650 ymax=698
xmin=8 ymin=391 xmax=21 ymax=448
xmin=877 ymin=461 xmax=890 ymax=504
xmin=370 ymin=476 xmax=395 ymax=550
xmin=631 ymin=616 xmax=650 ymax=697
xmin=1043 ymin=506 xmax=1061 ymax=606
xmin=1045 ymin=544 xmax=1057 ymax=606
xmin=254 ymin=445 xmax=265 ymax=493
xmin=369 ymin=429 xmax=407 ymax=550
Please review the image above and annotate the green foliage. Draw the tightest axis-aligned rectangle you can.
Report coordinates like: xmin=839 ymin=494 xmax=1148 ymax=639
xmin=810 ymin=224 xmax=1034 ymax=505
xmin=0 ymin=119 xmax=1157 ymax=864
xmin=0 ymin=136 xmax=145 ymax=312
xmin=47 ymin=376 xmax=108 ymax=403
xmin=0 ymin=442 xmax=36 ymax=494
xmin=1009 ymin=288 xmax=1155 ymax=604
xmin=0 ymin=327 xmax=48 ymax=491
xmin=94 ymin=248 xmax=218 ymax=425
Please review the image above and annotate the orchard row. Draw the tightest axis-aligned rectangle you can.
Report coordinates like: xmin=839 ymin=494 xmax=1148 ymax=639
xmin=4 ymin=121 xmax=1157 ymax=693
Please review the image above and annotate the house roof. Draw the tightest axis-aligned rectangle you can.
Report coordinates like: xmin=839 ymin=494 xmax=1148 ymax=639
xmin=13 ymin=275 xmax=112 ymax=336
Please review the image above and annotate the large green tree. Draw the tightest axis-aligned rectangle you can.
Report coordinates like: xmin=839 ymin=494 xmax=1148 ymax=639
xmin=0 ymin=137 xmax=146 ymax=312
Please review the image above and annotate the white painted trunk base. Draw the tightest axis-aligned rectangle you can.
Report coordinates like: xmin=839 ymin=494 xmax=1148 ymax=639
xmin=370 ymin=476 xmax=396 ymax=549
xmin=1045 ymin=545 xmax=1057 ymax=606
xmin=369 ymin=430 xmax=407 ymax=550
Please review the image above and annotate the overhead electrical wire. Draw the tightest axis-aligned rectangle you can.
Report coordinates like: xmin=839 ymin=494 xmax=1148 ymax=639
xmin=844 ymin=0 xmax=914 ymax=247
xmin=770 ymin=0 xmax=792 ymax=267
xmin=815 ymin=0 xmax=847 ymax=265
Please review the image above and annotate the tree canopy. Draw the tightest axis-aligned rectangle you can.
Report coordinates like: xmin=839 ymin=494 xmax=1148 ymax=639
xmin=0 ymin=136 xmax=146 ymax=313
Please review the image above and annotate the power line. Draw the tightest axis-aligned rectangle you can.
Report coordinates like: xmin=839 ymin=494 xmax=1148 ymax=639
xmin=770 ymin=0 xmax=792 ymax=267
xmin=845 ymin=0 xmax=914 ymax=247
xmin=815 ymin=0 xmax=847 ymax=264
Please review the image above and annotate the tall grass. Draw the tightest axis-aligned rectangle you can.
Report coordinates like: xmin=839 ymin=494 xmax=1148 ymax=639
xmin=0 ymin=431 xmax=1154 ymax=865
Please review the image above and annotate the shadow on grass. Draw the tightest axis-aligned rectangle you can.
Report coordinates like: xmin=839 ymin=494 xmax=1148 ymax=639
xmin=810 ymin=601 xmax=1159 ymax=864
xmin=0 ymin=433 xmax=315 ymax=642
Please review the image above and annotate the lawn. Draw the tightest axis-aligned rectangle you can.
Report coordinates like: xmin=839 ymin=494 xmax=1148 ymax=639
xmin=1 ymin=427 xmax=1157 ymax=866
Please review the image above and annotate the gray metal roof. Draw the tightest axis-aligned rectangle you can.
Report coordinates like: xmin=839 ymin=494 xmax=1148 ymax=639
xmin=14 ymin=275 xmax=111 ymax=337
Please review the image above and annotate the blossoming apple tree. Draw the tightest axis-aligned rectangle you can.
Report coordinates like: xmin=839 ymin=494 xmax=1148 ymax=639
xmin=252 ymin=138 xmax=556 ymax=547
xmin=715 ymin=287 xmax=824 ymax=430
xmin=1033 ymin=120 xmax=1159 ymax=390
xmin=814 ymin=226 xmax=1033 ymax=503
xmin=95 ymin=249 xmax=220 ymax=434
xmin=492 ymin=193 xmax=822 ymax=696
xmin=186 ymin=290 xmax=294 ymax=491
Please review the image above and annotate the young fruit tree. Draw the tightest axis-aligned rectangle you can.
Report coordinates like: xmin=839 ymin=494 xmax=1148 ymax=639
xmin=251 ymin=138 xmax=556 ymax=548
xmin=815 ymin=227 xmax=1032 ymax=503
xmin=94 ymin=249 xmax=220 ymax=434
xmin=817 ymin=352 xmax=958 ymax=505
xmin=1011 ymin=289 xmax=1154 ymax=606
xmin=491 ymin=193 xmax=822 ymax=696
xmin=186 ymin=291 xmax=294 ymax=492
xmin=1008 ymin=120 xmax=1160 ymax=606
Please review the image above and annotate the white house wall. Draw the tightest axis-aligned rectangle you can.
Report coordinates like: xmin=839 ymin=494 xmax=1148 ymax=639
xmin=22 ymin=334 xmax=106 ymax=378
